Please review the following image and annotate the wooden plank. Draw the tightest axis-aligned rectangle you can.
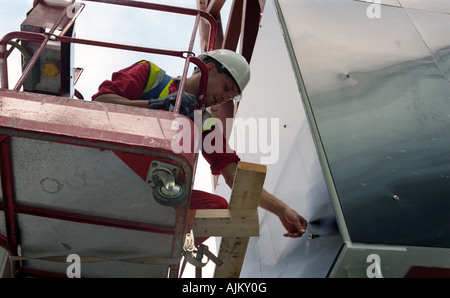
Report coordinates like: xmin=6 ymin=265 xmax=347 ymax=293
xmin=214 ymin=237 xmax=250 ymax=278
xmin=213 ymin=161 xmax=266 ymax=278
xmin=193 ymin=209 xmax=258 ymax=237
xmin=229 ymin=162 xmax=266 ymax=209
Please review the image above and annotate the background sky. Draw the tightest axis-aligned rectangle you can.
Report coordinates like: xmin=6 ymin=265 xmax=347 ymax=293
xmin=0 ymin=0 xmax=227 ymax=277
xmin=0 ymin=0 xmax=229 ymax=96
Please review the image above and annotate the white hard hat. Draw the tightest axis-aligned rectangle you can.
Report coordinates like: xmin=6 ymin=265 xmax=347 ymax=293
xmin=199 ymin=49 xmax=251 ymax=97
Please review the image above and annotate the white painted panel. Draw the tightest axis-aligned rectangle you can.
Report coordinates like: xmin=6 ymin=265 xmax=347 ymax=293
xmin=221 ymin=0 xmax=342 ymax=278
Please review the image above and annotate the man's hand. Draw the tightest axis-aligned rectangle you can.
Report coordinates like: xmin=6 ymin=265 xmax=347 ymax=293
xmin=219 ymin=163 xmax=308 ymax=239
xmin=149 ymin=92 xmax=199 ymax=118
xmin=280 ymin=208 xmax=307 ymax=238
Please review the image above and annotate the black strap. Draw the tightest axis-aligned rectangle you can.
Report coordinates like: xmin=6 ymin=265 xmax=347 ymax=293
xmin=179 ymin=244 xmax=223 ymax=278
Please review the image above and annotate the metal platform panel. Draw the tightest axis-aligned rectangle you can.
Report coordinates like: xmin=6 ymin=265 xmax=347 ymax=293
xmin=0 ymin=90 xmax=196 ymax=277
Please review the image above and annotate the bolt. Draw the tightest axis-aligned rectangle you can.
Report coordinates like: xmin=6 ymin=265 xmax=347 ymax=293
xmin=308 ymin=234 xmax=319 ymax=239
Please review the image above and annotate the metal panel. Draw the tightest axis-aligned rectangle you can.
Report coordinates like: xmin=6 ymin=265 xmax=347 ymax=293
xmin=405 ymin=8 xmax=450 ymax=80
xmin=399 ymin=0 xmax=450 ymax=13
xmin=227 ymin=0 xmax=342 ymax=278
xmin=11 ymin=137 xmax=176 ymax=226
xmin=0 ymin=245 xmax=11 ymax=278
xmin=227 ymin=0 xmax=450 ymax=277
xmin=17 ymin=215 xmax=174 ymax=278
xmin=278 ymin=0 xmax=450 ymax=248
xmin=329 ymin=242 xmax=450 ymax=278
xmin=0 ymin=90 xmax=196 ymax=277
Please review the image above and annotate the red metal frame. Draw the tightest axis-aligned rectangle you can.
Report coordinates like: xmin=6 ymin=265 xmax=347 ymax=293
xmin=0 ymin=92 xmax=196 ymax=278
xmin=0 ymin=138 xmax=17 ymax=253
xmin=0 ymin=0 xmax=217 ymax=278
xmin=0 ymin=0 xmax=215 ymax=103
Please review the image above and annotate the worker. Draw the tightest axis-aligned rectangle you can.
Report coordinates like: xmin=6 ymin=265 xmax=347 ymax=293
xmin=92 ymin=49 xmax=307 ymax=239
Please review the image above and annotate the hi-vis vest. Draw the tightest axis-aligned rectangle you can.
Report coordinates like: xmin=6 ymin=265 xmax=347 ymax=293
xmin=137 ymin=60 xmax=174 ymax=100
xmin=137 ymin=60 xmax=216 ymax=133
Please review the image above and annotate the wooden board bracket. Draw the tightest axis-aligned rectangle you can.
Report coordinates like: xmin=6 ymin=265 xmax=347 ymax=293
xmin=192 ymin=161 xmax=266 ymax=278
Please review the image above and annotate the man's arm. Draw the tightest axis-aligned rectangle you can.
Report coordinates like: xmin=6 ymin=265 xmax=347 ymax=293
xmin=220 ymin=162 xmax=307 ymax=238
xmin=94 ymin=93 xmax=149 ymax=108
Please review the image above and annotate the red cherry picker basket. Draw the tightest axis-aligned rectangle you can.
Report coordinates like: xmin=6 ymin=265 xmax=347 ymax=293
xmin=0 ymin=0 xmax=216 ymax=278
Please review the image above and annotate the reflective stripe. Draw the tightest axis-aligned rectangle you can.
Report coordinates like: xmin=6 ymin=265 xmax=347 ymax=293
xmin=142 ymin=74 xmax=172 ymax=100
xmin=202 ymin=111 xmax=217 ymax=133
xmin=137 ymin=60 xmax=174 ymax=100
xmin=141 ymin=61 xmax=162 ymax=94
xmin=137 ymin=60 xmax=215 ymax=131
xmin=158 ymin=80 xmax=172 ymax=99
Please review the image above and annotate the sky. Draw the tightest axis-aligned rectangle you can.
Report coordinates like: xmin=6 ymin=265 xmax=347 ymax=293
xmin=0 ymin=0 xmax=225 ymax=277
xmin=0 ymin=0 xmax=223 ymax=97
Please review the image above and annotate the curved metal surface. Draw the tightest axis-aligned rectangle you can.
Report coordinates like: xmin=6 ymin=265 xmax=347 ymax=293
xmin=226 ymin=0 xmax=450 ymax=278
xmin=278 ymin=0 xmax=450 ymax=248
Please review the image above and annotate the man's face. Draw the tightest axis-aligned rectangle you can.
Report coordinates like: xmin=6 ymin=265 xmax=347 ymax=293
xmin=204 ymin=62 xmax=239 ymax=108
